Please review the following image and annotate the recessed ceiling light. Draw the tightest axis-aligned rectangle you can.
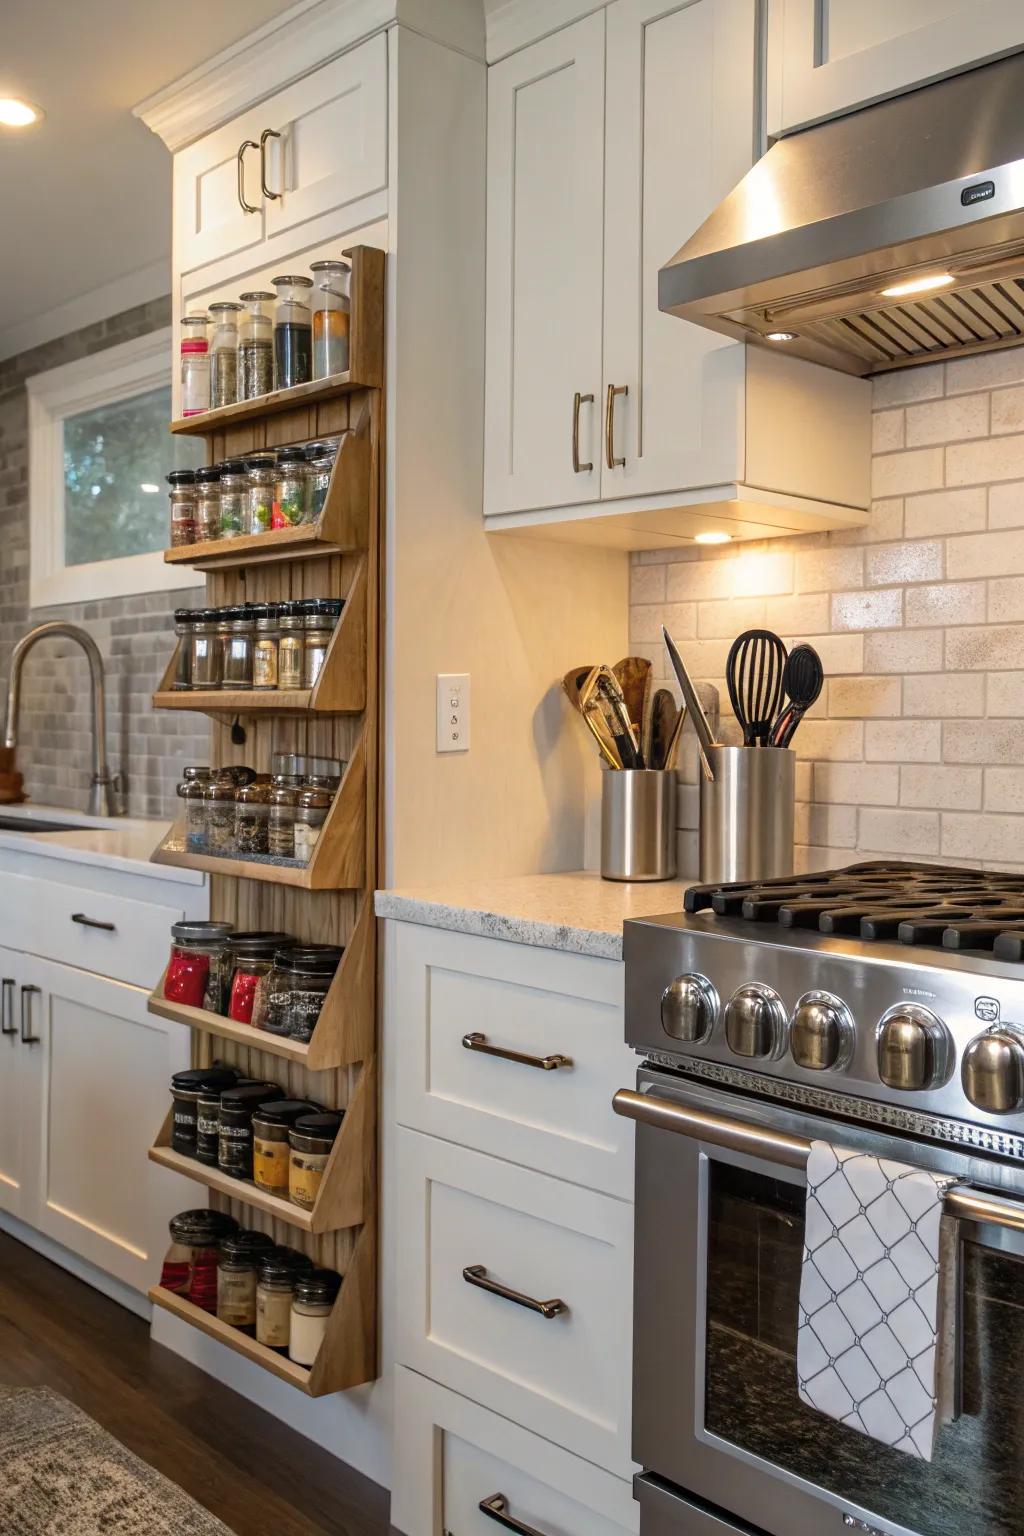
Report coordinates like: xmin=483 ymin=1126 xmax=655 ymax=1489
xmin=139 ymin=483 xmax=160 ymax=494
xmin=765 ymin=330 xmax=797 ymax=342
xmin=880 ymin=273 xmax=954 ymax=298
xmin=695 ymin=531 xmax=732 ymax=545
xmin=0 ymin=99 xmax=42 ymax=128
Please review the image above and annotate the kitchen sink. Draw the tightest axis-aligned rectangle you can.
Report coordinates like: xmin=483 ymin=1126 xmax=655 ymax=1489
xmin=0 ymin=815 xmax=90 ymax=834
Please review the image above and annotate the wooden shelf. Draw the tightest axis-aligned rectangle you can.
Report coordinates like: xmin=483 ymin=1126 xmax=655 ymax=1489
xmin=148 ymin=1058 xmax=373 ymax=1234
xmin=147 ymin=892 xmax=374 ymax=1070
xmin=153 ymin=554 xmax=368 ymax=717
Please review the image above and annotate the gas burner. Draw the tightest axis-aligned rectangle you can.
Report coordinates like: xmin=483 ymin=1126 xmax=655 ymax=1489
xmin=684 ymin=860 xmax=1024 ymax=957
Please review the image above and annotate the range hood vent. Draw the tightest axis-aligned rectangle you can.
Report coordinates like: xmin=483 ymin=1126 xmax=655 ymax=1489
xmin=660 ymin=53 xmax=1024 ymax=376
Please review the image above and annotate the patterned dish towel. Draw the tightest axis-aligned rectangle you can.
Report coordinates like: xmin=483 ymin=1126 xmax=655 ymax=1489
xmin=796 ymin=1142 xmax=959 ymax=1461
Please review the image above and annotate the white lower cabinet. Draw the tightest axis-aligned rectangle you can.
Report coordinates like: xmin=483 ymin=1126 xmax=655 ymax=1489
xmin=392 ymin=1369 xmax=638 ymax=1536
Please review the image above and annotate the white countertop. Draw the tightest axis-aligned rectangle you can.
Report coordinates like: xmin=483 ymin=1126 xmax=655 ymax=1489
xmin=375 ymin=871 xmax=687 ymax=959
xmin=0 ymin=805 xmax=204 ymax=885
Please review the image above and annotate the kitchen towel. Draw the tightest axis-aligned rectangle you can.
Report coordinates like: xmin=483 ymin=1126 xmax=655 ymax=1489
xmin=796 ymin=1142 xmax=958 ymax=1461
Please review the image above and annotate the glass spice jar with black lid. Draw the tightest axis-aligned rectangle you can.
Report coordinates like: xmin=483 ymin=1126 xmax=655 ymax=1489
xmin=293 ymin=787 xmax=334 ymax=865
xmin=305 ymin=439 xmax=340 ymax=521
xmin=273 ymin=447 xmax=310 ymax=528
xmin=253 ymin=1100 xmax=320 ymax=1196
xmin=302 ymin=599 xmax=344 ymax=690
xmin=218 ymin=459 xmax=248 ymax=539
xmin=194 ymin=465 xmax=223 ymax=542
xmin=169 ymin=1066 xmax=240 ymax=1157
xmin=227 ymin=932 xmax=293 ymax=1026
xmin=267 ymin=945 xmax=344 ymax=1041
xmin=160 ymin=1208 xmax=238 ymax=1311
xmin=289 ymin=1268 xmax=343 ymax=1365
xmin=203 ymin=778 xmax=237 ymax=856
xmin=288 ymin=1110 xmax=344 ymax=1209
xmin=217 ymin=1229 xmax=277 ymax=1331
xmin=190 ymin=610 xmax=223 ymax=690
xmin=246 ymin=455 xmax=277 ymax=535
xmin=168 ymin=470 xmax=197 ymax=547
xmin=165 ymin=919 xmax=235 ymax=1012
xmin=277 ymin=604 xmax=305 ymax=691
xmin=222 ymin=606 xmax=255 ymax=689
xmin=177 ymin=766 xmax=213 ymax=850
xmin=234 ymin=781 xmax=272 ymax=857
xmin=218 ymin=1081 xmax=286 ymax=1181
xmin=252 ymin=604 xmax=280 ymax=690
xmin=172 ymin=610 xmax=196 ymax=690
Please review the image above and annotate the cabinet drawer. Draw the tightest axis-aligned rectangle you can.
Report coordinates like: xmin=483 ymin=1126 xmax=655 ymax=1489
xmin=390 ymin=923 xmax=635 ymax=1199
xmin=392 ymin=1369 xmax=638 ymax=1536
xmin=396 ymin=1129 xmax=635 ymax=1476
xmin=3 ymin=872 xmax=182 ymax=987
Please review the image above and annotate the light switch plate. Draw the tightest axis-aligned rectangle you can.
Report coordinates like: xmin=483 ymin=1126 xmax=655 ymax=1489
xmin=437 ymin=673 xmax=470 ymax=752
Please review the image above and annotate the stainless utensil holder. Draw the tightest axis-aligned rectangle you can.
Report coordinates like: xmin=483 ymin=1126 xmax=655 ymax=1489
xmin=601 ymin=769 xmax=677 ymax=882
xmin=699 ymin=746 xmax=794 ymax=884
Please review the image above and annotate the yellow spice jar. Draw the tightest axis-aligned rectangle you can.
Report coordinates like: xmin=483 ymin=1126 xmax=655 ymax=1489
xmin=252 ymin=1100 xmax=319 ymax=1196
xmin=288 ymin=1111 xmax=343 ymax=1210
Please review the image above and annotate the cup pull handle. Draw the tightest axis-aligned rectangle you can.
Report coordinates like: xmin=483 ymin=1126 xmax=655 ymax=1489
xmin=479 ymin=1493 xmax=553 ymax=1536
xmin=71 ymin=913 xmax=116 ymax=932
xmin=463 ymin=1264 xmax=567 ymax=1319
xmin=571 ymin=391 xmax=594 ymax=474
xmin=462 ymin=1032 xmax=571 ymax=1071
xmin=605 ymin=382 xmax=628 ymax=469
xmin=1 ymin=979 xmax=15 ymax=1036
xmin=20 ymin=984 xmax=41 ymax=1045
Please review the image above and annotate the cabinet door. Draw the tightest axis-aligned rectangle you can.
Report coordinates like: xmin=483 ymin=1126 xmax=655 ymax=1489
xmin=484 ymin=13 xmax=606 ymax=516
xmin=0 ymin=952 xmax=36 ymax=1222
xmin=27 ymin=959 xmax=191 ymax=1293
xmin=174 ymin=103 xmax=268 ymax=273
xmin=601 ymin=0 xmax=756 ymax=501
xmin=768 ymin=0 xmax=1024 ymax=136
xmin=263 ymin=36 xmax=388 ymax=240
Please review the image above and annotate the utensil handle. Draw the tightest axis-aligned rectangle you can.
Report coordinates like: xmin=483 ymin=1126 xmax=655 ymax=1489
xmin=571 ymin=392 xmax=594 ymax=474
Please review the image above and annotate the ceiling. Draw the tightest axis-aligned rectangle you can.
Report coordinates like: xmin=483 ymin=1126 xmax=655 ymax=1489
xmin=0 ymin=0 xmax=301 ymax=350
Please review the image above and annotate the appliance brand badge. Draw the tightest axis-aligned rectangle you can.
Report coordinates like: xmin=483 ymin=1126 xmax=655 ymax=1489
xmin=961 ymin=179 xmax=996 ymax=206
xmin=843 ymin=1518 xmax=887 ymax=1536
xmin=976 ymin=996 xmax=1000 ymax=1023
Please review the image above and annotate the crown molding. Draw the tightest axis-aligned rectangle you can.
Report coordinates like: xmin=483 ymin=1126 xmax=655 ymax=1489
xmin=485 ymin=0 xmax=605 ymax=62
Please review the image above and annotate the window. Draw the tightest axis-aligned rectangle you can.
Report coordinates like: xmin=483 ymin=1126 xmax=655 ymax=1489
xmin=28 ymin=329 xmax=203 ymax=607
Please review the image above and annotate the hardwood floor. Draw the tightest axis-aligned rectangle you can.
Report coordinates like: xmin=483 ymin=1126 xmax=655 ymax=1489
xmin=0 ymin=1231 xmax=390 ymax=1536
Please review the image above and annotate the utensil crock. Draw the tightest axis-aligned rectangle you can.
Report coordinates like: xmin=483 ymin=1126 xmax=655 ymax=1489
xmin=699 ymin=746 xmax=794 ymax=884
xmin=601 ymin=769 xmax=677 ymax=882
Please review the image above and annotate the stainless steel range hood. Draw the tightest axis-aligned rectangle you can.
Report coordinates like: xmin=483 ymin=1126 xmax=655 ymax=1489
xmin=659 ymin=53 xmax=1024 ymax=376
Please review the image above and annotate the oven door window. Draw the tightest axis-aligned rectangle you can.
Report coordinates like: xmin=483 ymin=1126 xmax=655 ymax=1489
xmin=706 ymin=1159 xmax=1024 ymax=1536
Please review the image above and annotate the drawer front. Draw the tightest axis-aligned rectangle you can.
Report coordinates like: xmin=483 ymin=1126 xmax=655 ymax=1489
xmin=396 ymin=1129 xmax=635 ymax=1476
xmin=4 ymin=872 xmax=182 ymax=987
xmin=390 ymin=923 xmax=635 ymax=1199
xmin=392 ymin=1368 xmax=638 ymax=1536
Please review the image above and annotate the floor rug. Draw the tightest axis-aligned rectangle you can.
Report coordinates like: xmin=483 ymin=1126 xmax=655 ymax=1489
xmin=0 ymin=1386 xmax=234 ymax=1534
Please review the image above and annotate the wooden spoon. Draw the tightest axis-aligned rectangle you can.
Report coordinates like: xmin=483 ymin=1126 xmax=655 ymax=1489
xmin=613 ymin=657 xmax=652 ymax=765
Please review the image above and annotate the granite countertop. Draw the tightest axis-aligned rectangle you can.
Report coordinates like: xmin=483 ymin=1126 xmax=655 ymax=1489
xmin=375 ymin=871 xmax=688 ymax=959
xmin=0 ymin=806 xmax=204 ymax=885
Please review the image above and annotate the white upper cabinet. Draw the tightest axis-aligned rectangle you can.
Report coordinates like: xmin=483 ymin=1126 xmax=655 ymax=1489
xmin=174 ymin=100 xmax=270 ymax=273
xmin=485 ymin=13 xmax=607 ymax=516
xmin=768 ymin=0 xmax=1024 ymax=137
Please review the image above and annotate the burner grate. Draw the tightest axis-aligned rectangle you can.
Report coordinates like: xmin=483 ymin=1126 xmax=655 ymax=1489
xmin=685 ymin=862 xmax=1024 ymax=956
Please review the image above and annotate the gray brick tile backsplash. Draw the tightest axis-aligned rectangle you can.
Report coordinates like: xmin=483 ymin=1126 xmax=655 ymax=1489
xmin=0 ymin=300 xmax=206 ymax=820
xmin=630 ymin=346 xmax=1024 ymax=872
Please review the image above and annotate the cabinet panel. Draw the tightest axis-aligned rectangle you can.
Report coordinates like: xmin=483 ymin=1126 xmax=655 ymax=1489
xmin=484 ymin=13 xmax=606 ymax=515
xmin=174 ymin=104 xmax=268 ymax=273
xmin=0 ymin=952 xmax=35 ymax=1222
xmin=769 ymin=0 xmax=1024 ymax=136
xmin=602 ymin=0 xmax=756 ymax=500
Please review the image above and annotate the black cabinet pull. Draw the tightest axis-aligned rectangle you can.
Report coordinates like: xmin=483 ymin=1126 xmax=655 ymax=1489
xmin=20 ymin=985 xmax=40 ymax=1045
xmin=462 ymin=1264 xmax=567 ymax=1319
xmin=479 ymin=1493 xmax=552 ymax=1536
xmin=71 ymin=913 xmax=115 ymax=932
xmin=1 ymin=979 xmax=15 ymax=1036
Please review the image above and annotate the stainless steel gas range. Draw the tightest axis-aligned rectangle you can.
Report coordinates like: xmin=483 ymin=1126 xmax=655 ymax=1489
xmin=619 ymin=862 xmax=1024 ymax=1536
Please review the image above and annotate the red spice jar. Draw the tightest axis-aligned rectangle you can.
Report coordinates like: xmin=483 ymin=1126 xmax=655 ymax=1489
xmin=226 ymin=934 xmax=293 ymax=1027
xmin=159 ymin=1209 xmax=238 ymax=1314
xmin=164 ymin=921 xmax=235 ymax=1013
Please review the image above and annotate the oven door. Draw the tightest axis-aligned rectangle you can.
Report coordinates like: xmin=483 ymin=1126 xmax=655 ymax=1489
xmin=621 ymin=1066 xmax=1024 ymax=1536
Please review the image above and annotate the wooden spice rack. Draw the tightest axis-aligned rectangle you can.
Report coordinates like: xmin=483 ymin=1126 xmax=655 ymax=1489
xmin=146 ymin=245 xmax=383 ymax=1398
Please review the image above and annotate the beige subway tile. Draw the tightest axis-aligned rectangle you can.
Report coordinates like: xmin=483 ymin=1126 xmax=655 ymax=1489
xmin=631 ymin=602 xmax=696 ymax=643
xmin=672 ymin=638 xmax=734 ymax=680
xmin=985 ymin=768 xmax=1024 ymax=812
xmin=904 ymin=487 xmax=986 ymax=538
xmin=697 ymin=598 xmax=764 ymax=638
xmin=814 ymin=762 xmax=900 ymax=805
xmin=872 ymin=410 xmax=905 ymax=453
xmin=794 ymin=546 xmax=864 ymax=593
xmin=859 ymin=807 xmax=940 ymax=855
xmin=988 ymin=481 xmax=1024 ymax=529
xmin=806 ymin=804 xmax=858 ymax=847
xmin=905 ymin=392 xmax=988 ymax=447
xmin=946 ymin=625 xmax=1024 ymax=670
xmin=834 ymin=499 xmax=906 ymax=547
xmin=988 ymin=578 xmax=1024 ymax=624
xmin=901 ymin=765 xmax=982 ymax=811
xmin=804 ymin=633 xmax=865 ymax=674
xmin=630 ymin=563 xmax=665 ymax=604
xmin=947 ymin=529 xmax=1024 ymax=578
xmin=947 ymin=434 xmax=1024 ymax=487
xmin=944 ymin=719 xmax=1024 ymax=763
xmin=676 ymin=782 xmax=700 ymax=830
xmin=864 ymin=629 xmax=943 ymax=673
xmin=947 ymin=349 xmax=1024 ymax=394
xmin=637 ymin=547 xmax=696 ymax=565
xmin=730 ymin=550 xmax=795 ymax=598
xmin=941 ymin=813 xmax=1024 ymax=863
xmin=903 ymin=673 xmax=982 ymax=717
xmin=828 ymin=676 xmax=901 ymax=718
xmin=872 ymin=364 xmax=944 ymax=406
xmin=764 ymin=593 xmax=830 ymax=634
xmin=791 ymin=719 xmax=864 ymax=760
xmin=906 ymin=581 xmax=986 ymax=627
xmin=991 ymin=384 xmax=1024 ymax=435
xmin=872 ymin=447 xmax=945 ymax=497
xmin=831 ymin=588 xmax=903 ymax=631
xmin=865 ymin=541 xmax=943 ymax=586
xmin=986 ymin=672 xmax=1024 ymax=716
xmin=795 ymin=845 xmax=860 ymax=874
xmin=865 ymin=720 xmax=941 ymax=763
xmin=666 ymin=559 xmax=736 ymax=603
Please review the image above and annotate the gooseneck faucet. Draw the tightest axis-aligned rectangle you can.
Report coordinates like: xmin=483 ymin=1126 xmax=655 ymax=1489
xmin=3 ymin=622 xmax=125 ymax=817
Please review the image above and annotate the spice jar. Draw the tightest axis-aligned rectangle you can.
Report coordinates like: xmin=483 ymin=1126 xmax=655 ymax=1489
xmin=161 ymin=1209 xmax=237 ymax=1312
xmin=305 ymin=439 xmax=339 ymax=521
xmin=246 ymin=455 xmax=277 ymax=535
xmin=302 ymin=599 xmax=344 ymax=689
xmin=196 ymin=1086 xmax=223 ymax=1165
xmin=233 ymin=781 xmax=271 ymax=856
xmin=208 ymin=300 xmax=242 ymax=408
xmin=252 ymin=605 xmax=280 ymax=690
xmin=218 ymin=459 xmax=248 ymax=539
xmin=222 ymin=607 xmax=255 ymax=689
xmin=288 ymin=1111 xmax=343 ymax=1209
xmin=218 ymin=1082 xmax=285 ymax=1181
xmin=239 ymin=291 xmax=275 ymax=399
xmin=180 ymin=313 xmax=210 ymax=417
xmin=217 ymin=1230 xmax=277 ymax=1330
xmin=268 ymin=784 xmax=298 ymax=858
xmin=294 ymin=787 xmax=333 ymax=865
xmin=194 ymin=466 xmax=222 ymax=542
xmin=303 ymin=757 xmax=344 ymax=791
xmin=253 ymin=1100 xmax=318 ymax=1196
xmin=170 ymin=1066 xmax=239 ymax=1157
xmin=217 ymin=764 xmax=260 ymax=788
xmin=256 ymin=1254 xmax=302 ymax=1350
xmin=204 ymin=778 xmax=238 ymax=855
xmin=271 ymin=274 xmax=313 ymax=389
xmin=277 ymin=606 xmax=304 ymax=691
xmin=172 ymin=611 xmax=196 ymax=690
xmin=267 ymin=946 xmax=344 ymax=1041
xmin=164 ymin=920 xmax=235 ymax=1012
xmin=272 ymin=446 xmax=310 ymax=528
xmin=189 ymin=609 xmax=222 ymax=690
xmin=227 ymin=933 xmax=292 ymax=1026
xmin=289 ymin=1269 xmax=342 ymax=1365
xmin=309 ymin=259 xmax=351 ymax=379
xmin=177 ymin=765 xmax=214 ymax=850
xmin=167 ymin=469 xmax=197 ymax=547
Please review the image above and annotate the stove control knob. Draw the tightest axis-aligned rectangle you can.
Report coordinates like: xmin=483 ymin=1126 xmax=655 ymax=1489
xmin=725 ymin=984 xmax=787 ymax=1061
xmin=661 ymin=974 xmax=718 ymax=1044
xmin=876 ymin=1006 xmax=952 ymax=1092
xmin=791 ymin=992 xmax=853 ymax=1072
xmin=963 ymin=1028 xmax=1024 ymax=1115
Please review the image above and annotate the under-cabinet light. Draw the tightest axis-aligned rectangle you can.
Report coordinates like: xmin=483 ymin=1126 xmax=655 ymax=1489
xmin=765 ymin=330 xmax=797 ymax=342
xmin=695 ymin=532 xmax=732 ymax=545
xmin=880 ymin=273 xmax=954 ymax=298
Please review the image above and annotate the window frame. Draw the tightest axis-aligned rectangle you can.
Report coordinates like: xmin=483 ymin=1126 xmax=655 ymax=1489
xmin=27 ymin=328 xmax=197 ymax=608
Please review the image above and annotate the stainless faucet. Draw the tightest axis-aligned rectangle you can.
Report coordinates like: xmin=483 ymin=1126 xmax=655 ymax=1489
xmin=3 ymin=622 xmax=125 ymax=818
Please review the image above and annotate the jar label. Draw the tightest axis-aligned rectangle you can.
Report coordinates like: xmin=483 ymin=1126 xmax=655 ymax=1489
xmin=289 ymin=1150 xmax=329 ymax=1209
xmin=253 ymin=1138 xmax=290 ymax=1194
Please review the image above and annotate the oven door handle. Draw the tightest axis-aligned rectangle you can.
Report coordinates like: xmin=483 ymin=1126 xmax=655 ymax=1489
xmin=613 ymin=1088 xmax=1024 ymax=1236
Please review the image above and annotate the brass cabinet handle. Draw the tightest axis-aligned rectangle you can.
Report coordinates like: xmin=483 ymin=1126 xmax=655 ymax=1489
xmin=463 ymin=1264 xmax=567 ymax=1319
xmin=259 ymin=128 xmax=282 ymax=200
xmin=71 ymin=913 xmax=115 ymax=932
xmin=20 ymin=984 xmax=40 ymax=1045
xmin=1 ymin=979 xmax=15 ymax=1037
xmin=236 ymin=140 xmax=260 ymax=213
xmin=605 ymin=382 xmax=628 ymax=469
xmin=462 ymin=1031 xmax=572 ymax=1072
xmin=571 ymin=391 xmax=594 ymax=473
xmin=479 ymin=1493 xmax=552 ymax=1536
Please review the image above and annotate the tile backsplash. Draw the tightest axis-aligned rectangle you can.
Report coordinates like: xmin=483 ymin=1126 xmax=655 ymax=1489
xmin=630 ymin=346 xmax=1024 ymax=876
xmin=0 ymin=300 xmax=205 ymax=820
